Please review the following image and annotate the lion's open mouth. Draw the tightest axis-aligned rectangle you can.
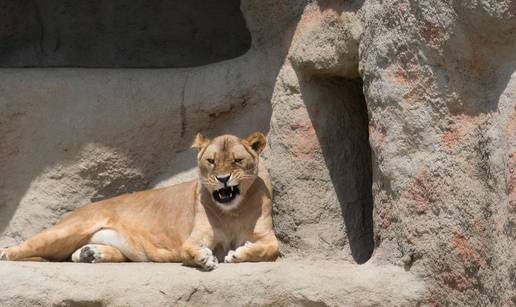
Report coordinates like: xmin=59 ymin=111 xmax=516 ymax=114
xmin=213 ymin=185 xmax=240 ymax=203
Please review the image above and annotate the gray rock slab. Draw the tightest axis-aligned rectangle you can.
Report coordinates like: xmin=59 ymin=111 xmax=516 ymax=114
xmin=0 ymin=260 xmax=425 ymax=306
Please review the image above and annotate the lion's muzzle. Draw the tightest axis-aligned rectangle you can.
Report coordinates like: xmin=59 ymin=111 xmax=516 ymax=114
xmin=213 ymin=185 xmax=240 ymax=203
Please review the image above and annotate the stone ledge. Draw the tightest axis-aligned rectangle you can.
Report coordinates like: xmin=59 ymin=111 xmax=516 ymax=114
xmin=0 ymin=260 xmax=425 ymax=306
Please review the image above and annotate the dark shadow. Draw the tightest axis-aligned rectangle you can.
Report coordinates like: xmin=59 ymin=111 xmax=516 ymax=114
xmin=317 ymin=0 xmax=364 ymax=14
xmin=299 ymin=75 xmax=374 ymax=264
xmin=0 ymin=0 xmax=250 ymax=67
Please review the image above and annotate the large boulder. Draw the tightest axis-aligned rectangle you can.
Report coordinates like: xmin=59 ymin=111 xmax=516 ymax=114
xmin=359 ymin=1 xmax=516 ymax=305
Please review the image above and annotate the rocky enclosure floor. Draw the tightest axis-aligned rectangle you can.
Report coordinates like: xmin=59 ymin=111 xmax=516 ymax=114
xmin=0 ymin=259 xmax=425 ymax=306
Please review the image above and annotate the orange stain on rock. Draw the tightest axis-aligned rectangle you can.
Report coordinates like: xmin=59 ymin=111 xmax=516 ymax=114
xmin=288 ymin=7 xmax=322 ymax=54
xmin=385 ymin=63 xmax=432 ymax=107
xmin=288 ymin=3 xmax=345 ymax=57
xmin=441 ymin=114 xmax=482 ymax=148
xmin=386 ymin=64 xmax=419 ymax=88
xmin=402 ymin=169 xmax=437 ymax=215
xmin=451 ymin=231 xmax=486 ymax=267
xmin=369 ymin=124 xmax=386 ymax=146
xmin=439 ymin=270 xmax=474 ymax=292
xmin=291 ymin=122 xmax=319 ymax=160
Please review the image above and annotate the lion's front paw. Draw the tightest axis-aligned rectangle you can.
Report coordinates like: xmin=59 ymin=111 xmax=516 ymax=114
xmin=0 ymin=248 xmax=9 ymax=261
xmin=224 ymin=250 xmax=240 ymax=263
xmin=224 ymin=241 xmax=253 ymax=263
xmin=198 ymin=247 xmax=218 ymax=271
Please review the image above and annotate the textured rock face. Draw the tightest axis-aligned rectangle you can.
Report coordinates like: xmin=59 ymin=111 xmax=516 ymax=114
xmin=266 ymin=1 xmax=374 ymax=265
xmin=359 ymin=1 xmax=516 ymax=305
xmin=1 ymin=0 xmax=515 ymax=305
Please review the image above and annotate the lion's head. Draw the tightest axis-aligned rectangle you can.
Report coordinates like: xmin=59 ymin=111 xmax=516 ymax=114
xmin=191 ymin=132 xmax=266 ymax=211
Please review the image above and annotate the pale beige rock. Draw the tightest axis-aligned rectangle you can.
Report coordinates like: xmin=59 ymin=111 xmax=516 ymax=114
xmin=0 ymin=260 xmax=425 ymax=306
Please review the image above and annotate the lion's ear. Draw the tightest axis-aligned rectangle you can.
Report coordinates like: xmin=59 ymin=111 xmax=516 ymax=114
xmin=191 ymin=133 xmax=210 ymax=150
xmin=244 ymin=132 xmax=267 ymax=154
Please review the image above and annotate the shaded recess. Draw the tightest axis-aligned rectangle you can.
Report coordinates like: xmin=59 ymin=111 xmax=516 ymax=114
xmin=0 ymin=0 xmax=251 ymax=67
xmin=302 ymin=76 xmax=374 ymax=263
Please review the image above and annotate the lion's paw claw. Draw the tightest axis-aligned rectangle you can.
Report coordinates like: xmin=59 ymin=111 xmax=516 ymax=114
xmin=224 ymin=250 xmax=239 ymax=263
xmin=198 ymin=247 xmax=218 ymax=271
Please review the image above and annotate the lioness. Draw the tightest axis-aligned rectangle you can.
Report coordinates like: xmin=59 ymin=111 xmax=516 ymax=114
xmin=0 ymin=132 xmax=279 ymax=270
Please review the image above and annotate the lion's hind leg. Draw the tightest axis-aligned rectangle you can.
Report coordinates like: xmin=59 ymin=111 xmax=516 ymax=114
xmin=71 ymin=244 xmax=127 ymax=263
xmin=0 ymin=219 xmax=104 ymax=261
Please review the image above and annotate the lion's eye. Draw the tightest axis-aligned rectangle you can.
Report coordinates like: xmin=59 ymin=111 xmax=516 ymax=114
xmin=207 ymin=159 xmax=215 ymax=164
xmin=234 ymin=158 xmax=243 ymax=164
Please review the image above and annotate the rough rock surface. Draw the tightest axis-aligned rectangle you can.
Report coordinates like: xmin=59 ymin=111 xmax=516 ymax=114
xmin=1 ymin=0 xmax=515 ymax=305
xmin=359 ymin=1 xmax=516 ymax=305
xmin=0 ymin=260 xmax=424 ymax=306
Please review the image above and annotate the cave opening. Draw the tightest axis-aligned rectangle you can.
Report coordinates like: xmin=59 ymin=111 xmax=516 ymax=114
xmin=302 ymin=76 xmax=374 ymax=264
xmin=0 ymin=0 xmax=251 ymax=68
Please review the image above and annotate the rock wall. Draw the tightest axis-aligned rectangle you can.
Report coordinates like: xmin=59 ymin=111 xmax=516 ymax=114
xmin=0 ymin=0 xmax=514 ymax=305
xmin=359 ymin=1 xmax=516 ymax=305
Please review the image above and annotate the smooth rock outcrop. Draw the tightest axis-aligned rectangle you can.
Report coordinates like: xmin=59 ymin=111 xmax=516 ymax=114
xmin=0 ymin=260 xmax=425 ymax=306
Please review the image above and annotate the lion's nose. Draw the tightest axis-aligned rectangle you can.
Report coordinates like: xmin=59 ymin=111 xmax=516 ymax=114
xmin=216 ymin=175 xmax=230 ymax=184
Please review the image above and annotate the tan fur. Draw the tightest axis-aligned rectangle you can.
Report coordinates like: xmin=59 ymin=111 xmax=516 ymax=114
xmin=0 ymin=133 xmax=279 ymax=270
